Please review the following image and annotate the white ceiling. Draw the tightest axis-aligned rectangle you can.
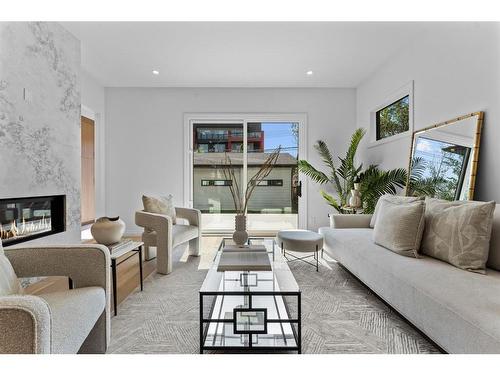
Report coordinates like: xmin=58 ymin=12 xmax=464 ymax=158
xmin=61 ymin=22 xmax=437 ymax=88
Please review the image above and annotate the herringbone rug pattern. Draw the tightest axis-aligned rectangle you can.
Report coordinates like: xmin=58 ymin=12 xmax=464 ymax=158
xmin=108 ymin=238 xmax=440 ymax=354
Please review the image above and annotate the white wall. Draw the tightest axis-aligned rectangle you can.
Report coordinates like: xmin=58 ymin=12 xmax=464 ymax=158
xmin=81 ymin=70 xmax=106 ymax=219
xmin=357 ymin=22 xmax=500 ymax=202
xmin=0 ymin=22 xmax=81 ymax=245
xmin=105 ymin=88 xmax=356 ymax=233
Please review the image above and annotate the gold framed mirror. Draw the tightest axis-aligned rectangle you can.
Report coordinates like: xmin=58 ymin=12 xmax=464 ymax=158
xmin=406 ymin=112 xmax=484 ymax=200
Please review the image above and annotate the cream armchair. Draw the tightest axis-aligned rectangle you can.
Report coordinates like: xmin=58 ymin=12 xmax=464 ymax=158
xmin=135 ymin=207 xmax=201 ymax=275
xmin=0 ymin=245 xmax=110 ymax=354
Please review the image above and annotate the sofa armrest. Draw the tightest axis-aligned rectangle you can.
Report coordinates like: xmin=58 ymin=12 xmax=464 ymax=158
xmin=0 ymin=295 xmax=51 ymax=353
xmin=329 ymin=214 xmax=373 ymax=228
xmin=4 ymin=245 xmax=110 ymax=290
xmin=135 ymin=210 xmax=172 ymax=230
xmin=175 ymin=207 xmax=201 ymax=228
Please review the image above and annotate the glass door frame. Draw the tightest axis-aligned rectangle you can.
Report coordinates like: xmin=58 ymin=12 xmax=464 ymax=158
xmin=184 ymin=113 xmax=308 ymax=233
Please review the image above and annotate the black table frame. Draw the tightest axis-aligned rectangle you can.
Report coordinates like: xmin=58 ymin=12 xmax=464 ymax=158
xmin=199 ymin=290 xmax=301 ymax=354
xmin=111 ymin=245 xmax=143 ymax=316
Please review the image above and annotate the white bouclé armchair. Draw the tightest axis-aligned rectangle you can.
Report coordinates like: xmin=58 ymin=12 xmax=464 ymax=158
xmin=135 ymin=207 xmax=201 ymax=275
xmin=0 ymin=244 xmax=111 ymax=354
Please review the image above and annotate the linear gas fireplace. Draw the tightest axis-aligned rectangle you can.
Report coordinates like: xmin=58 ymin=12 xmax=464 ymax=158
xmin=0 ymin=195 xmax=65 ymax=247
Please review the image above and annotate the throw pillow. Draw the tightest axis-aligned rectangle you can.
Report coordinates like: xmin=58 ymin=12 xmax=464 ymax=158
xmin=421 ymin=198 xmax=496 ymax=274
xmin=0 ymin=241 xmax=24 ymax=296
xmin=373 ymin=199 xmax=425 ymax=258
xmin=142 ymin=194 xmax=177 ymax=225
xmin=370 ymin=194 xmax=424 ymax=228
xmin=487 ymin=203 xmax=500 ymax=271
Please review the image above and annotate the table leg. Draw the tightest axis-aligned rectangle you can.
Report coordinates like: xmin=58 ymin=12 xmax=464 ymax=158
xmin=316 ymin=245 xmax=319 ymax=272
xmin=199 ymin=293 xmax=204 ymax=354
xmin=298 ymin=293 xmax=302 ymax=354
xmin=111 ymin=258 xmax=118 ymax=316
xmin=138 ymin=246 xmax=144 ymax=291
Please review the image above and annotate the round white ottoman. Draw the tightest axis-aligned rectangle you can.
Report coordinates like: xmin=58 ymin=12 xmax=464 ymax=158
xmin=276 ymin=230 xmax=324 ymax=271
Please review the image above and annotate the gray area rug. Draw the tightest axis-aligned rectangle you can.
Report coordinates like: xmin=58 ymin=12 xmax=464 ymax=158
xmin=108 ymin=239 xmax=440 ymax=354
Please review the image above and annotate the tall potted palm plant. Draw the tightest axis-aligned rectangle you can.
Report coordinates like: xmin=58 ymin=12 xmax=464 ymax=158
xmin=298 ymin=128 xmax=406 ymax=214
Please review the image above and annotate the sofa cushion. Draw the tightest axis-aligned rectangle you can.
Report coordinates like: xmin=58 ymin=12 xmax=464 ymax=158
xmin=173 ymin=224 xmax=198 ymax=247
xmin=142 ymin=224 xmax=198 ymax=248
xmin=373 ymin=199 xmax=425 ymax=258
xmin=370 ymin=194 xmax=423 ymax=228
xmin=487 ymin=204 xmax=500 ymax=271
xmin=319 ymin=227 xmax=500 ymax=353
xmin=39 ymin=286 xmax=105 ymax=354
xmin=0 ymin=242 xmax=23 ymax=296
xmin=422 ymin=198 xmax=496 ymax=274
xmin=142 ymin=194 xmax=176 ymax=225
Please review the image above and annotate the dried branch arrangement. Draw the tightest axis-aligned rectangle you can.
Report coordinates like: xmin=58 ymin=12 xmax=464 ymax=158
xmin=221 ymin=147 xmax=281 ymax=215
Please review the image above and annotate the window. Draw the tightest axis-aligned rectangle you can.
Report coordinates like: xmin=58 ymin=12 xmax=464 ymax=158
xmin=213 ymin=143 xmax=226 ymax=152
xmin=231 ymin=143 xmax=243 ymax=152
xmin=197 ymin=144 xmax=209 ymax=153
xmin=253 ymin=179 xmax=283 ymax=187
xmin=189 ymin=118 xmax=303 ymax=231
xmin=197 ymin=129 xmax=227 ymax=140
xmin=201 ymin=179 xmax=233 ymax=187
xmin=376 ymin=95 xmax=410 ymax=140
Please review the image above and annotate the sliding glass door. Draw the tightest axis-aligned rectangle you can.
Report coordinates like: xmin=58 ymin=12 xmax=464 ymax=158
xmin=188 ymin=115 xmax=305 ymax=235
xmin=245 ymin=122 xmax=299 ymax=233
xmin=192 ymin=122 xmax=244 ymax=224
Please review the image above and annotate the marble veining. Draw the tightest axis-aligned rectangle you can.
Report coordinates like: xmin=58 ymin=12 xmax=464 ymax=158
xmin=0 ymin=22 xmax=81 ymax=240
xmin=26 ymin=22 xmax=80 ymax=119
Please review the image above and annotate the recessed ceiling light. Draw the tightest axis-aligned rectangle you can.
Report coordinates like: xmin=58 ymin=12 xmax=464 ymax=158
xmin=306 ymin=70 xmax=314 ymax=76
xmin=152 ymin=70 xmax=160 ymax=75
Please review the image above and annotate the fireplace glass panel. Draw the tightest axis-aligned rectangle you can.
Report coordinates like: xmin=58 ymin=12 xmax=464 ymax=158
xmin=0 ymin=195 xmax=65 ymax=246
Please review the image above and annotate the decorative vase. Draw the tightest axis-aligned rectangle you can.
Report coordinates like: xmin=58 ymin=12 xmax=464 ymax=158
xmin=91 ymin=216 xmax=126 ymax=245
xmin=349 ymin=188 xmax=362 ymax=208
xmin=232 ymin=214 xmax=248 ymax=246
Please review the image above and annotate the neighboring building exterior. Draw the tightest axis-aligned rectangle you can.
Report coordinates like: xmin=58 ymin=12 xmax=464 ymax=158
xmin=193 ymin=123 xmax=264 ymax=153
xmin=193 ymin=153 xmax=298 ymax=214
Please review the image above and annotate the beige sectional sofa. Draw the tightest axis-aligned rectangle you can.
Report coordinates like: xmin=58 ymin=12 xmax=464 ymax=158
xmin=319 ymin=205 xmax=500 ymax=354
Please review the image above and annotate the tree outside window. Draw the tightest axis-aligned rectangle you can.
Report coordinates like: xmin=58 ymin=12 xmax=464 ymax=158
xmin=376 ymin=95 xmax=409 ymax=140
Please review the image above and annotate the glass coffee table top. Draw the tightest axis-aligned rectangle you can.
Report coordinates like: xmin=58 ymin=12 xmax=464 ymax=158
xmin=200 ymin=237 xmax=300 ymax=294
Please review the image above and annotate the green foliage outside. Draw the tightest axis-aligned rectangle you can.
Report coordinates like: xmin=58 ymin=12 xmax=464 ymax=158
xmin=377 ymin=96 xmax=409 ymax=140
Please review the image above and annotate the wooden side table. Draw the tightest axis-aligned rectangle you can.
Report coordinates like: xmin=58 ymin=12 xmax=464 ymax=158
xmin=109 ymin=241 xmax=144 ymax=316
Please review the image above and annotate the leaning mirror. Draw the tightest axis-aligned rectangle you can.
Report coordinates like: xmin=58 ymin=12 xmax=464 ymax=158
xmin=406 ymin=112 xmax=483 ymax=200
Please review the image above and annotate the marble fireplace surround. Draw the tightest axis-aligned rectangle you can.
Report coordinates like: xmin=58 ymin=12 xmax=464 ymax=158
xmin=0 ymin=22 xmax=81 ymax=245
